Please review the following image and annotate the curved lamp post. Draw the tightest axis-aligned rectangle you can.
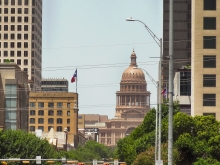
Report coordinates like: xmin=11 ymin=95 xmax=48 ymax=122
xmin=127 ymin=17 xmax=163 ymax=164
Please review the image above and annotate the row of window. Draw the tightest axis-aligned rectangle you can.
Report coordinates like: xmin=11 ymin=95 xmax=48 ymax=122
xmin=30 ymin=102 xmax=71 ymax=108
xmin=1 ymin=0 xmax=30 ymax=5
xmin=30 ymin=110 xmax=71 ymax=116
xmin=1 ymin=25 xmax=29 ymax=31
xmin=0 ymin=58 xmax=29 ymax=65
xmin=1 ymin=8 xmax=29 ymax=14
xmin=41 ymin=81 xmax=68 ymax=85
xmin=0 ymin=16 xmax=29 ymax=22
xmin=30 ymin=126 xmax=70 ymax=132
xmin=0 ymin=42 xmax=29 ymax=48
xmin=0 ymin=33 xmax=29 ymax=40
xmin=30 ymin=118 xmax=71 ymax=124
xmin=0 ymin=51 xmax=29 ymax=57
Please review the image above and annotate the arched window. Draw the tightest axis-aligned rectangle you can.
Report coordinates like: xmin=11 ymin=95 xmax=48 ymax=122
xmin=57 ymin=110 xmax=62 ymax=116
xmin=38 ymin=110 xmax=44 ymax=116
xmin=30 ymin=118 xmax=35 ymax=123
xmin=57 ymin=118 xmax=62 ymax=124
xmin=57 ymin=126 xmax=62 ymax=132
xmin=30 ymin=110 xmax=35 ymax=115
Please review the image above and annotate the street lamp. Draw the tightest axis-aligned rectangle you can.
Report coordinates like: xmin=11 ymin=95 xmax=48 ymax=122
xmin=64 ymin=127 xmax=68 ymax=151
xmin=127 ymin=17 xmax=163 ymax=164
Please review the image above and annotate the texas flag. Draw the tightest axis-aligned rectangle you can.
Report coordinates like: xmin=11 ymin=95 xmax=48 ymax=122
xmin=71 ymin=69 xmax=77 ymax=83
xmin=161 ymin=88 xmax=167 ymax=98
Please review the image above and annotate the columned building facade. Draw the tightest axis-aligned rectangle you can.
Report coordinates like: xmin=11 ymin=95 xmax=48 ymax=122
xmin=99 ymin=51 xmax=151 ymax=146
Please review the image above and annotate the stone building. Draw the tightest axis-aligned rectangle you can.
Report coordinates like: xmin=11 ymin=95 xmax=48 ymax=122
xmin=98 ymin=51 xmax=151 ymax=146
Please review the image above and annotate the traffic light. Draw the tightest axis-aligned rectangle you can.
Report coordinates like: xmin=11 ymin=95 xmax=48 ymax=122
xmin=1 ymin=161 xmax=7 ymax=165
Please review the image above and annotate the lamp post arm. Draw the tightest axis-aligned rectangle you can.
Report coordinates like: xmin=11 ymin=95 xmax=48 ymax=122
xmin=135 ymin=20 xmax=161 ymax=47
xmin=141 ymin=68 xmax=158 ymax=88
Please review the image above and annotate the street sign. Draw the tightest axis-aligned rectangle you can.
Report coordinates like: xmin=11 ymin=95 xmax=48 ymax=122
xmin=93 ymin=159 xmax=97 ymax=165
xmin=36 ymin=156 xmax=41 ymax=164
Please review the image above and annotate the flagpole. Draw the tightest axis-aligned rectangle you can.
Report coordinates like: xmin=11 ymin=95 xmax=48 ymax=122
xmin=76 ymin=68 xmax=77 ymax=93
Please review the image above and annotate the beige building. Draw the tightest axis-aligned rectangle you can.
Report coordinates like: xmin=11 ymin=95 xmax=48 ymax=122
xmin=29 ymin=92 xmax=79 ymax=147
xmin=99 ymin=51 xmax=151 ymax=146
xmin=192 ymin=0 xmax=220 ymax=119
xmin=0 ymin=0 xmax=42 ymax=91
xmin=0 ymin=63 xmax=29 ymax=131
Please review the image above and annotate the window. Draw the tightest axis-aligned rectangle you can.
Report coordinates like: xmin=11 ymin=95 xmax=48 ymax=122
xmin=4 ymin=8 xmax=8 ymax=14
xmin=203 ymin=74 xmax=216 ymax=87
xmin=203 ymin=36 xmax=216 ymax=49
xmin=10 ymin=42 xmax=14 ymax=48
xmin=11 ymin=34 xmax=15 ymax=39
xmin=48 ymin=110 xmax=54 ymax=116
xmin=17 ymin=59 xmax=21 ymax=65
xmin=11 ymin=0 xmax=15 ymax=5
xmin=30 ymin=126 xmax=35 ymax=131
xmin=11 ymin=16 xmax=15 ymax=22
xmin=23 ymin=68 xmax=28 ymax=74
xmin=38 ymin=126 xmax=44 ymax=131
xmin=4 ymin=42 xmax=8 ymax=48
xmin=4 ymin=25 xmax=8 ymax=31
xmin=48 ymin=118 xmax=54 ymax=124
xmin=57 ymin=118 xmax=62 ymax=124
xmin=18 ymin=17 xmax=22 ymax=22
xmin=24 ymin=25 xmax=28 ymax=31
xmin=31 ymin=68 xmax=34 ymax=74
xmin=17 ymin=25 xmax=22 ymax=31
xmin=18 ymin=0 xmax=22 ymax=5
xmin=4 ymin=17 xmax=8 ymax=22
xmin=11 ymin=8 xmax=15 ymax=14
xmin=67 ymin=111 xmax=70 ymax=116
xmin=57 ymin=126 xmax=62 ymax=132
xmin=24 ymin=17 xmax=28 ymax=22
xmin=67 ymin=119 xmax=70 ymax=124
xmin=48 ymin=126 xmax=53 ymax=131
xmin=48 ymin=102 xmax=54 ymax=108
xmin=4 ymin=34 xmax=8 ymax=39
xmin=24 ymin=8 xmax=28 ymax=14
xmin=24 ymin=51 xmax=28 ymax=57
xmin=30 ymin=102 xmax=36 ymax=107
xmin=203 ymin=55 xmax=216 ymax=68
xmin=10 ymin=51 xmax=14 ymax=57
xmin=203 ymin=113 xmax=216 ymax=118
xmin=24 ymin=34 xmax=28 ymax=39
xmin=25 ymin=0 xmax=29 ymax=5
xmin=57 ymin=102 xmax=63 ymax=108
xmin=17 ymin=42 xmax=21 ymax=48
xmin=204 ymin=17 xmax=216 ymax=30
xmin=30 ymin=118 xmax=35 ymax=124
xmin=38 ymin=118 xmax=44 ymax=124
xmin=67 ymin=126 xmax=70 ymax=132
xmin=204 ymin=0 xmax=216 ymax=10
xmin=30 ymin=110 xmax=35 ymax=115
xmin=24 ymin=42 xmax=28 ymax=48
xmin=4 ymin=51 xmax=8 ymax=57
xmin=11 ymin=25 xmax=15 ymax=31
xmin=57 ymin=110 xmax=62 ymax=116
xmin=67 ymin=103 xmax=70 ymax=108
xmin=4 ymin=0 xmax=8 ymax=5
xmin=203 ymin=94 xmax=216 ymax=106
xmin=18 ymin=8 xmax=22 ymax=14
xmin=17 ymin=34 xmax=22 ymax=40
xmin=38 ymin=110 xmax=44 ymax=116
xmin=17 ymin=51 xmax=21 ymax=57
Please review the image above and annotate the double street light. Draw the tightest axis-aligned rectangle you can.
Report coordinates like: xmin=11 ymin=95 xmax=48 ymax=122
xmin=126 ymin=17 xmax=163 ymax=164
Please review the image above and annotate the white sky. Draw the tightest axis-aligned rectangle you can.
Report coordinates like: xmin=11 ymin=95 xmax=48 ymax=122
xmin=42 ymin=0 xmax=163 ymax=119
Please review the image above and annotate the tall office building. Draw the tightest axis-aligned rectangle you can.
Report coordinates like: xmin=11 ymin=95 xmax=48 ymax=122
xmin=192 ymin=0 xmax=220 ymax=120
xmin=163 ymin=0 xmax=191 ymax=87
xmin=0 ymin=0 xmax=42 ymax=91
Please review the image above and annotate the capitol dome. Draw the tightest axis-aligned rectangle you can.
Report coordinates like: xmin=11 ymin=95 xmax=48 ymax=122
xmin=121 ymin=51 xmax=146 ymax=84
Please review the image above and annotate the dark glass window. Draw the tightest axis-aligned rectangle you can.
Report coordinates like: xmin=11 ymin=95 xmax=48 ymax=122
xmin=203 ymin=94 xmax=216 ymax=106
xmin=180 ymin=71 xmax=191 ymax=96
xmin=30 ymin=110 xmax=35 ymax=115
xmin=204 ymin=0 xmax=216 ymax=10
xmin=11 ymin=8 xmax=15 ymax=14
xmin=25 ymin=0 xmax=29 ymax=5
xmin=17 ymin=51 xmax=21 ymax=57
xmin=48 ymin=110 xmax=54 ymax=116
xmin=17 ymin=60 xmax=21 ymax=65
xmin=24 ymin=34 xmax=28 ymax=40
xmin=57 ymin=110 xmax=62 ymax=116
xmin=57 ymin=118 xmax=62 ymax=124
xmin=18 ymin=0 xmax=22 ymax=5
xmin=57 ymin=126 xmax=62 ymax=132
xmin=11 ymin=0 xmax=15 ymax=5
xmin=48 ymin=102 xmax=54 ymax=108
xmin=30 ymin=118 xmax=35 ymax=124
xmin=4 ymin=25 xmax=8 ymax=31
xmin=203 ymin=36 xmax=216 ymax=49
xmin=17 ymin=8 xmax=22 ymax=14
xmin=4 ymin=8 xmax=8 ymax=14
xmin=4 ymin=34 xmax=8 ymax=39
xmin=203 ymin=74 xmax=216 ymax=87
xmin=38 ymin=126 xmax=44 ymax=131
xmin=48 ymin=126 xmax=53 ymax=131
xmin=203 ymin=55 xmax=216 ymax=68
xmin=10 ymin=51 xmax=14 ymax=57
xmin=30 ymin=126 xmax=35 ymax=131
xmin=38 ymin=118 xmax=44 ymax=124
xmin=204 ymin=17 xmax=216 ymax=30
xmin=48 ymin=118 xmax=54 ymax=124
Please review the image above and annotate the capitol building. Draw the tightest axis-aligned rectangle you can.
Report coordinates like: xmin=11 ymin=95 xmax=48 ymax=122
xmin=98 ymin=51 xmax=151 ymax=146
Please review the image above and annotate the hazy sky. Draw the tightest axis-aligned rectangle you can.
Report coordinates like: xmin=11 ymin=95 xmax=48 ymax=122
xmin=42 ymin=0 xmax=163 ymax=119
